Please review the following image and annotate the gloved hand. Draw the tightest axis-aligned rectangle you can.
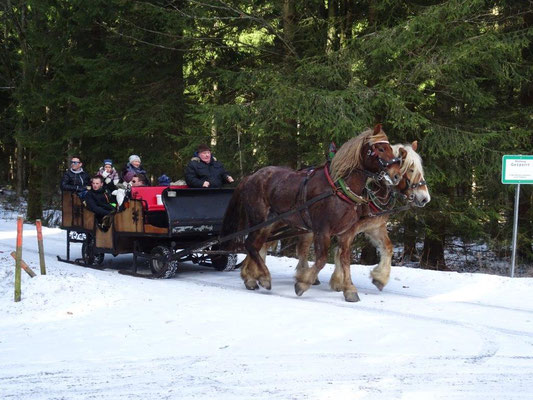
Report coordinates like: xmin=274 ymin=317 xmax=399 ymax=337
xmin=105 ymin=177 xmax=111 ymax=184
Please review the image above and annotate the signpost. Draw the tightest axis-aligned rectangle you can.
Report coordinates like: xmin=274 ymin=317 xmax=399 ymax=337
xmin=501 ymin=155 xmax=533 ymax=277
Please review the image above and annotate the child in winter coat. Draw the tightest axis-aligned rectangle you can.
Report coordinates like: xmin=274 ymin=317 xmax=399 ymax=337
xmin=96 ymin=159 xmax=120 ymax=191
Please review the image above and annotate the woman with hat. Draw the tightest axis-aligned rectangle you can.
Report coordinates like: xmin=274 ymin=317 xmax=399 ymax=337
xmin=121 ymin=154 xmax=150 ymax=185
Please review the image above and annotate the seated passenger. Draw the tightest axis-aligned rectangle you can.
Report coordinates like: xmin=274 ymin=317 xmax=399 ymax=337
xmin=60 ymin=156 xmax=90 ymax=197
xmin=157 ymin=174 xmax=171 ymax=186
xmin=96 ymin=159 xmax=119 ymax=191
xmin=85 ymin=176 xmax=116 ymax=230
xmin=131 ymin=174 xmax=147 ymax=187
xmin=185 ymin=144 xmax=234 ymax=188
xmin=122 ymin=154 xmax=149 ymax=185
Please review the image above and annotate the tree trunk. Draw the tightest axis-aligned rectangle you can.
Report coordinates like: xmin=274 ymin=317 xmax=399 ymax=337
xmin=15 ymin=139 xmax=24 ymax=197
xmin=26 ymin=159 xmax=42 ymax=222
xmin=282 ymin=0 xmax=297 ymax=58
xmin=327 ymin=0 xmax=339 ymax=53
xmin=420 ymin=228 xmax=448 ymax=270
xmin=517 ymin=188 xmax=532 ymax=263
xmin=402 ymin=215 xmax=419 ymax=262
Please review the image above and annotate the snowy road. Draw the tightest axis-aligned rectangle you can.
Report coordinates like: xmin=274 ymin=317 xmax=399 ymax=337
xmin=1 ymin=223 xmax=533 ymax=399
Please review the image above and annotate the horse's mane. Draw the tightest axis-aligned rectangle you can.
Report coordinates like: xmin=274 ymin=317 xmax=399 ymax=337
xmin=330 ymin=127 xmax=389 ymax=181
xmin=392 ymin=143 xmax=424 ymax=182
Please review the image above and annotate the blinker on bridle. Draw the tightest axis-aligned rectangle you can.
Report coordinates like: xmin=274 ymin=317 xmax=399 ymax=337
xmin=405 ymin=177 xmax=427 ymax=189
xmin=367 ymin=141 xmax=402 ymax=170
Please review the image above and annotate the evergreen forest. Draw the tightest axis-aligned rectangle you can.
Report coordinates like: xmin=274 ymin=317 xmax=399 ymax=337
xmin=1 ymin=0 xmax=532 ymax=271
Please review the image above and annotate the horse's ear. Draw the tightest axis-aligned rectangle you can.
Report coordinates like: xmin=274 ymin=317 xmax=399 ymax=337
xmin=373 ymin=124 xmax=382 ymax=134
xmin=411 ymin=140 xmax=418 ymax=151
xmin=399 ymin=147 xmax=408 ymax=160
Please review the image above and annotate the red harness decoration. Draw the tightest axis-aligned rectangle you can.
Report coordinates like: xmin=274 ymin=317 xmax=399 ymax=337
xmin=323 ymin=164 xmax=362 ymax=205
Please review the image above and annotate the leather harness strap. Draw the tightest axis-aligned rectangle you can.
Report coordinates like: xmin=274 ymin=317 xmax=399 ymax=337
xmin=324 ymin=163 xmax=368 ymax=206
xmin=296 ymin=168 xmax=316 ymax=230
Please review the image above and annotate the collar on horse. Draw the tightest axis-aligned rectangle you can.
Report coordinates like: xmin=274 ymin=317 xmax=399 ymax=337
xmin=324 ymin=162 xmax=368 ymax=205
xmin=323 ymin=140 xmax=400 ymax=206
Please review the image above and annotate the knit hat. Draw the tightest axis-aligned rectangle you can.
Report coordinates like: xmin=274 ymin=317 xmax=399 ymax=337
xmin=158 ymin=174 xmax=171 ymax=186
xmin=103 ymin=159 xmax=113 ymax=167
xmin=197 ymin=144 xmax=211 ymax=153
xmin=129 ymin=154 xmax=141 ymax=163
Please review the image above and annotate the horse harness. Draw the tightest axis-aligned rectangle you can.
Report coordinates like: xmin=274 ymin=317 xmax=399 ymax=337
xmin=296 ymin=168 xmax=317 ymax=230
xmin=291 ymin=142 xmax=410 ymax=230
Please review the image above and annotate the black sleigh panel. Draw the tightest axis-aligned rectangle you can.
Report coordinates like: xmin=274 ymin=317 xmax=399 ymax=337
xmin=162 ymin=188 xmax=234 ymax=236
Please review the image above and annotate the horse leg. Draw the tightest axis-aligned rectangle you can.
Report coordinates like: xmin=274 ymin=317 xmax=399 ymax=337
xmin=294 ymin=233 xmax=330 ymax=296
xmin=329 ymin=246 xmax=345 ymax=292
xmin=336 ymin=233 xmax=360 ymax=302
xmin=295 ymin=232 xmax=320 ymax=285
xmin=244 ymin=228 xmax=273 ymax=290
xmin=240 ymin=254 xmax=258 ymax=290
xmin=240 ymin=243 xmax=269 ymax=290
xmin=365 ymin=225 xmax=393 ymax=291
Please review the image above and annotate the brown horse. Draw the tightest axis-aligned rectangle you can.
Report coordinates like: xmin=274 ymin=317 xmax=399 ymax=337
xmin=295 ymin=141 xmax=430 ymax=293
xmin=221 ymin=125 xmax=402 ymax=302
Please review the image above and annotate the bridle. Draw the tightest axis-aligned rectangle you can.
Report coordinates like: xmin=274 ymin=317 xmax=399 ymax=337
xmin=364 ymin=140 xmax=402 ymax=182
xmin=405 ymin=177 xmax=427 ymax=189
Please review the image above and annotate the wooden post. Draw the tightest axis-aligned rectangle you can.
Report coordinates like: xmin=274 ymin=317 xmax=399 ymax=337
xmin=14 ymin=216 xmax=23 ymax=302
xmin=36 ymin=219 xmax=47 ymax=275
xmin=10 ymin=252 xmax=36 ymax=278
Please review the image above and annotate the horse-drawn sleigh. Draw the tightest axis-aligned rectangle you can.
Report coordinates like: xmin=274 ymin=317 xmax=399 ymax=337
xmin=58 ymin=124 xmax=430 ymax=302
xmin=58 ymin=185 xmax=237 ymax=277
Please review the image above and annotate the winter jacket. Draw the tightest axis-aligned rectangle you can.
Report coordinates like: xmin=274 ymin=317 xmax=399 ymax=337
xmin=121 ymin=163 xmax=149 ymax=185
xmin=97 ymin=167 xmax=120 ymax=191
xmin=84 ymin=187 xmax=115 ymax=219
xmin=60 ymin=168 xmax=90 ymax=193
xmin=185 ymin=156 xmax=231 ymax=188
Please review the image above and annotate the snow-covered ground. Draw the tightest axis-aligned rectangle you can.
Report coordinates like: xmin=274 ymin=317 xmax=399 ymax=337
xmin=1 ymin=217 xmax=532 ymax=399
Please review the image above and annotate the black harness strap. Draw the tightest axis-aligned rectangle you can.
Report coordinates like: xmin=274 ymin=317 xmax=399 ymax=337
xmin=296 ymin=168 xmax=316 ymax=230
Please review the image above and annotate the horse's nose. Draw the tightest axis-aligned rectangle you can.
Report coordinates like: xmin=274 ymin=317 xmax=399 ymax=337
xmin=393 ymin=174 xmax=401 ymax=185
xmin=417 ymin=197 xmax=428 ymax=207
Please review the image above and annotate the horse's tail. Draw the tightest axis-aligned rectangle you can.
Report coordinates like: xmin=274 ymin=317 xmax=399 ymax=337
xmin=220 ymin=177 xmax=249 ymax=250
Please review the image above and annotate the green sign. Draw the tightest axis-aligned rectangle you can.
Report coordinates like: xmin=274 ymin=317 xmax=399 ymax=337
xmin=502 ymin=155 xmax=533 ymax=184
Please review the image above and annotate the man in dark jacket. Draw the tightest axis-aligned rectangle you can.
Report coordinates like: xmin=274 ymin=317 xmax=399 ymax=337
xmin=185 ymin=144 xmax=234 ymax=188
xmin=85 ymin=176 xmax=116 ymax=230
xmin=60 ymin=156 xmax=90 ymax=195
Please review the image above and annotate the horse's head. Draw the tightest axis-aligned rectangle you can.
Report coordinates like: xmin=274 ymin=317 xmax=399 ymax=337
xmin=329 ymin=124 xmax=401 ymax=185
xmin=393 ymin=141 xmax=431 ymax=207
xmin=361 ymin=124 xmax=402 ymax=186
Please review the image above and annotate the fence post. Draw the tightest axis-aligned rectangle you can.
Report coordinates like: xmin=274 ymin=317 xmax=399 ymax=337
xmin=14 ymin=216 xmax=23 ymax=302
xmin=36 ymin=219 xmax=47 ymax=275
xmin=10 ymin=252 xmax=36 ymax=278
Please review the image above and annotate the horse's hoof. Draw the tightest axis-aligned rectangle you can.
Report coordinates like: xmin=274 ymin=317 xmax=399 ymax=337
xmin=244 ymin=280 xmax=259 ymax=290
xmin=312 ymin=278 xmax=321 ymax=286
xmin=372 ymin=279 xmax=385 ymax=291
xmin=329 ymin=283 xmax=343 ymax=292
xmin=258 ymin=277 xmax=271 ymax=290
xmin=294 ymin=282 xmax=310 ymax=296
xmin=344 ymin=291 xmax=360 ymax=302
